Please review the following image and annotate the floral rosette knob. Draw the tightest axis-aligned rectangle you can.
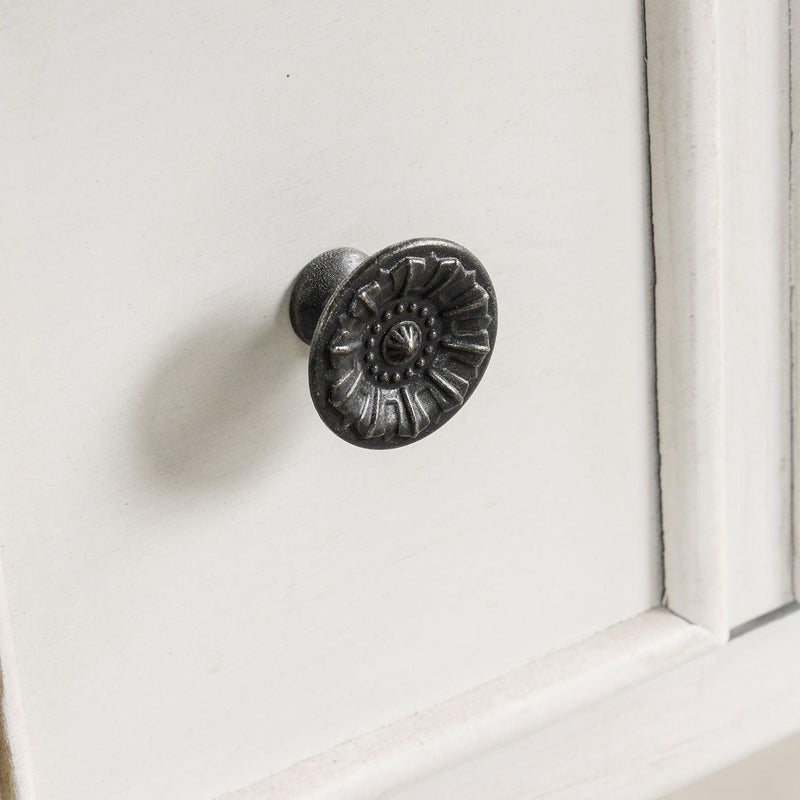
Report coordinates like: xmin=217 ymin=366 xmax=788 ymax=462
xmin=290 ymin=238 xmax=498 ymax=449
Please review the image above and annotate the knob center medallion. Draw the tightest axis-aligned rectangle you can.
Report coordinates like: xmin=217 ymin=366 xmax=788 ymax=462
xmin=381 ymin=320 xmax=422 ymax=365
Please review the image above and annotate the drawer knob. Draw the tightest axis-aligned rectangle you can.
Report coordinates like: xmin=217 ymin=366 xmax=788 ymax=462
xmin=289 ymin=238 xmax=498 ymax=449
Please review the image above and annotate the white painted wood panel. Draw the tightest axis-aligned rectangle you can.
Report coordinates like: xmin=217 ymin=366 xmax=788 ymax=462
xmin=220 ymin=610 xmax=717 ymax=800
xmin=0 ymin=2 xmax=659 ymax=799
xmin=380 ymin=608 xmax=800 ymax=800
xmin=647 ymin=0 xmax=793 ymax=635
xmin=227 ymin=4 xmax=800 ymax=797
xmin=792 ymin=0 xmax=800 ymax=598
xmin=717 ymin=0 xmax=792 ymax=627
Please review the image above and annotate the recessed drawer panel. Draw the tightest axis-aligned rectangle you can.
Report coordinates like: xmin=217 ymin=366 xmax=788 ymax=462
xmin=0 ymin=2 xmax=659 ymax=798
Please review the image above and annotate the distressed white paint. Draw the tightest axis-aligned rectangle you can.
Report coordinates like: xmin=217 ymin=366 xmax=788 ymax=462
xmin=220 ymin=609 xmax=717 ymax=800
xmin=646 ymin=0 xmax=727 ymax=637
xmin=0 ymin=2 xmax=659 ymax=799
xmin=717 ymin=0 xmax=792 ymax=627
xmin=647 ymin=0 xmax=793 ymax=634
xmin=380 ymin=608 xmax=800 ymax=800
xmin=792 ymin=0 xmax=800 ymax=598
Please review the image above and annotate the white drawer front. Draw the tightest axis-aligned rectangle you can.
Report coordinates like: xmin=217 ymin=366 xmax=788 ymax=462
xmin=0 ymin=2 xmax=660 ymax=798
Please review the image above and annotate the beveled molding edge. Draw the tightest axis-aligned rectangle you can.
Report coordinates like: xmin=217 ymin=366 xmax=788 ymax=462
xmin=647 ymin=0 xmax=795 ymax=634
xmin=218 ymin=610 xmax=717 ymax=800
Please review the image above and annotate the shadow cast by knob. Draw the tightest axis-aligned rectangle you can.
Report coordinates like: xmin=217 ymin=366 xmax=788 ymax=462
xmin=136 ymin=301 xmax=306 ymax=492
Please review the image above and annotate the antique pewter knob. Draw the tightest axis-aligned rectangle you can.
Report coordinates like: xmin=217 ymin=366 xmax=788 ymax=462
xmin=289 ymin=238 xmax=498 ymax=449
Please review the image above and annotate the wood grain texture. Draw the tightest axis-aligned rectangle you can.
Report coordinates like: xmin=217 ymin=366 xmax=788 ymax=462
xmin=647 ymin=0 xmax=793 ymax=635
xmin=381 ymin=607 xmax=800 ymax=800
xmin=219 ymin=610 xmax=715 ymax=800
xmin=646 ymin=0 xmax=727 ymax=637
xmin=717 ymin=0 xmax=792 ymax=627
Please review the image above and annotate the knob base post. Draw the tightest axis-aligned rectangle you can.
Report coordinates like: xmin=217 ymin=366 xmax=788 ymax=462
xmin=289 ymin=247 xmax=368 ymax=345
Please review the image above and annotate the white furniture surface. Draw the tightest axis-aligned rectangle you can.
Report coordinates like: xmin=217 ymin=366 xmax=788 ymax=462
xmin=664 ymin=730 xmax=800 ymax=800
xmin=0 ymin=2 xmax=796 ymax=799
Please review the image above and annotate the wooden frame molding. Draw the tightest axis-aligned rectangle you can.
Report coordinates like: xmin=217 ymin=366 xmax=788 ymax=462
xmin=381 ymin=609 xmax=800 ymax=800
xmin=650 ymin=0 xmax=793 ymax=635
xmin=219 ymin=611 xmax=716 ymax=800
xmin=647 ymin=0 xmax=728 ymax=636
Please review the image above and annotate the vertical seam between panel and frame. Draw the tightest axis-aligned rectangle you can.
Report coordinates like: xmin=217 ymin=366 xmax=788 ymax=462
xmin=643 ymin=0 xmax=730 ymax=637
xmin=789 ymin=0 xmax=796 ymax=601
xmin=640 ymin=0 xmax=666 ymax=608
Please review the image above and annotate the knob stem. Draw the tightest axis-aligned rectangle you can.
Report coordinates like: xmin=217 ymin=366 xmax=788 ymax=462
xmin=289 ymin=248 xmax=368 ymax=345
